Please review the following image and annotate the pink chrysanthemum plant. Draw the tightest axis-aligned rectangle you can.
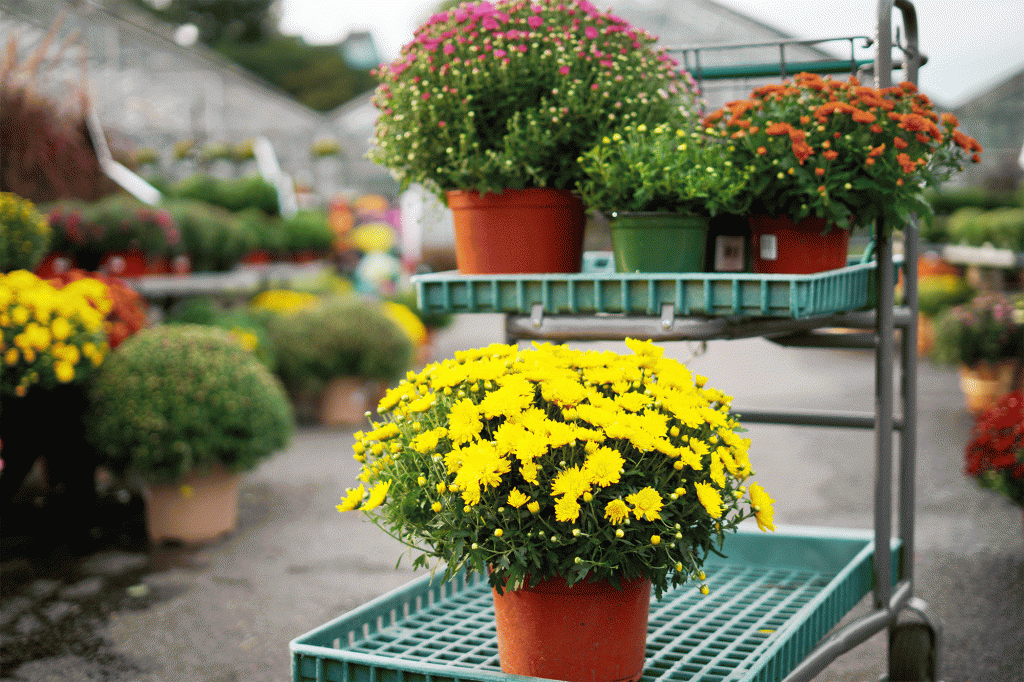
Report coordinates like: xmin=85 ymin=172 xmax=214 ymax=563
xmin=367 ymin=0 xmax=701 ymax=202
xmin=339 ymin=339 xmax=776 ymax=599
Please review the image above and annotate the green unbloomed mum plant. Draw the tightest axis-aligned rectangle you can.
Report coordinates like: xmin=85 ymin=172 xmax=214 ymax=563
xmin=0 ymin=270 xmax=110 ymax=398
xmin=368 ymin=0 xmax=701 ymax=202
xmin=703 ymin=73 xmax=983 ymax=231
xmin=87 ymin=324 xmax=294 ymax=484
xmin=339 ymin=339 xmax=776 ymax=599
xmin=576 ymin=122 xmax=752 ymax=216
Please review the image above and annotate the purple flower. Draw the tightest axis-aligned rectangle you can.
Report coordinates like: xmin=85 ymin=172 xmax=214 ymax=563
xmin=528 ymin=15 xmax=543 ymax=28
xmin=559 ymin=65 xmax=570 ymax=75
xmin=444 ymin=43 xmax=456 ymax=55
xmin=585 ymin=26 xmax=598 ymax=39
xmin=494 ymin=48 xmax=507 ymax=58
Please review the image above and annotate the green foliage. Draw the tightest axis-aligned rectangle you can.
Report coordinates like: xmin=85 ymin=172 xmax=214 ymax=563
xmin=0 ymin=192 xmax=51 ymax=272
xmin=87 ymin=324 xmax=294 ymax=483
xmin=926 ymin=187 xmax=1021 ymax=215
xmin=932 ymin=293 xmax=1023 ymax=367
xmin=160 ymin=198 xmax=255 ymax=271
xmin=171 ymin=174 xmax=279 ymax=215
xmin=235 ymin=207 xmax=286 ymax=255
xmin=129 ymin=0 xmax=276 ymax=44
xmin=946 ymin=206 xmax=1024 ymax=250
xmin=279 ymin=210 xmax=334 ymax=253
xmin=165 ymin=297 xmax=277 ymax=371
xmin=576 ymin=124 xmax=751 ymax=216
xmin=268 ymin=295 xmax=414 ymax=394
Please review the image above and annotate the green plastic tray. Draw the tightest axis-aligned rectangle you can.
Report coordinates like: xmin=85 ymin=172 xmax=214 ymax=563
xmin=290 ymin=528 xmax=900 ymax=682
xmin=411 ymin=255 xmax=887 ymax=320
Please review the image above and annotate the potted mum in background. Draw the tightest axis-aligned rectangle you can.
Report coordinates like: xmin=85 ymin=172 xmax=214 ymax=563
xmin=339 ymin=339 xmax=775 ymax=682
xmin=87 ymin=324 xmax=294 ymax=544
xmin=933 ymin=292 xmax=1023 ymax=413
xmin=368 ymin=0 xmax=700 ymax=274
xmin=576 ymin=123 xmax=752 ymax=272
xmin=268 ymin=295 xmax=415 ymax=426
xmin=1 ymin=192 xmax=52 ymax=274
xmin=704 ymin=73 xmax=983 ymax=273
xmin=965 ymin=390 xmax=1023 ymax=532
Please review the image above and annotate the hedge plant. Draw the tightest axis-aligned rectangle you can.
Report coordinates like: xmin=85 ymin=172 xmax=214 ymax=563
xmin=87 ymin=324 xmax=293 ymax=483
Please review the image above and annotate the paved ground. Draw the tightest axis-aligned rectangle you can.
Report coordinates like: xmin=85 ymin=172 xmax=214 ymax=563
xmin=1 ymin=313 xmax=1021 ymax=682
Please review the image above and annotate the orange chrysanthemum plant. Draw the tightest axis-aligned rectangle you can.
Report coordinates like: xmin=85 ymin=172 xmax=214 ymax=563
xmin=703 ymin=73 xmax=983 ymax=231
xmin=338 ymin=339 xmax=776 ymax=599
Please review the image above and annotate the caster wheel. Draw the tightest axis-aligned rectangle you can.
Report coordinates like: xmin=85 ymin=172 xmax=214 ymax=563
xmin=889 ymin=622 xmax=936 ymax=682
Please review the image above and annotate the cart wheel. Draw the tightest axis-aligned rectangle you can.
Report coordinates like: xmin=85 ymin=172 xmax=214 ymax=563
xmin=889 ymin=622 xmax=936 ymax=682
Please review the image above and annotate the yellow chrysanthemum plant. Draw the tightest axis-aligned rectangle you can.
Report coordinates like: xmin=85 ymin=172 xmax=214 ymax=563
xmin=339 ymin=339 xmax=776 ymax=599
xmin=1 ymin=270 xmax=111 ymax=398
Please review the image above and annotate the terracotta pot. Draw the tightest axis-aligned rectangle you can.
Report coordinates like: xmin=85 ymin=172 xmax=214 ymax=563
xmin=609 ymin=212 xmax=710 ymax=273
xmin=492 ymin=574 xmax=651 ymax=682
xmin=958 ymin=362 xmax=1018 ymax=414
xmin=748 ymin=215 xmax=850 ymax=274
xmin=447 ymin=188 xmax=586 ymax=274
xmin=144 ymin=466 xmax=241 ymax=544
xmin=319 ymin=377 xmax=384 ymax=427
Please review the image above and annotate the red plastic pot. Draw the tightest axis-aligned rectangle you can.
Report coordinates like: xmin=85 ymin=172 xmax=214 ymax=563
xmin=492 ymin=574 xmax=651 ymax=682
xmin=447 ymin=188 xmax=586 ymax=274
xmin=748 ymin=215 xmax=849 ymax=274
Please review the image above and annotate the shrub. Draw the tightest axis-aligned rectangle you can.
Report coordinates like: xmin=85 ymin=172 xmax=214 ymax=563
xmin=165 ymin=297 xmax=276 ymax=371
xmin=87 ymin=324 xmax=293 ymax=484
xmin=268 ymin=295 xmax=414 ymax=395
xmin=280 ymin=210 xmax=335 ymax=254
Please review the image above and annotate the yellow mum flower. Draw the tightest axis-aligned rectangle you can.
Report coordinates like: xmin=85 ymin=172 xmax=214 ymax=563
xmin=448 ymin=398 xmax=483 ymax=444
xmin=626 ymin=487 xmax=663 ymax=521
xmin=527 ymin=500 xmax=540 ymax=514
xmin=694 ymin=482 xmax=724 ymax=519
xmin=554 ymin=495 xmax=582 ymax=523
xmin=603 ymin=499 xmax=630 ymax=524
xmin=507 ymin=489 xmax=530 ymax=508
xmin=54 ymin=360 xmax=75 ymax=383
xmin=361 ymin=480 xmax=391 ymax=511
xmin=749 ymin=483 xmax=777 ymax=532
xmin=336 ymin=484 xmax=366 ymax=512
xmin=551 ymin=466 xmax=591 ymax=500
xmin=582 ymin=446 xmax=624 ymax=487
xmin=50 ymin=316 xmax=72 ymax=341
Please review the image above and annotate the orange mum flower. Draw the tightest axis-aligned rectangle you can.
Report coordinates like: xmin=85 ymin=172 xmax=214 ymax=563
xmin=823 ymin=150 xmax=839 ymax=160
xmin=865 ymin=158 xmax=875 ymax=166
xmin=867 ymin=143 xmax=886 ymax=157
xmin=916 ymin=132 xmax=932 ymax=144
xmin=900 ymin=114 xmax=929 ymax=131
xmin=871 ymin=124 xmax=884 ymax=133
xmin=894 ymin=136 xmax=909 ymax=149
xmin=766 ymin=122 xmax=793 ymax=136
xmin=757 ymin=146 xmax=768 ymax=155
xmin=815 ymin=167 xmax=825 ymax=176
xmin=851 ymin=109 xmax=876 ymax=124
xmin=900 ymin=81 xmax=918 ymax=93
xmin=940 ymin=112 xmax=959 ymax=128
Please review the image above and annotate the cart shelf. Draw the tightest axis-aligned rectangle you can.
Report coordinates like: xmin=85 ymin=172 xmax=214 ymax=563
xmin=412 ymin=256 xmax=894 ymax=320
xmin=291 ymin=528 xmax=900 ymax=682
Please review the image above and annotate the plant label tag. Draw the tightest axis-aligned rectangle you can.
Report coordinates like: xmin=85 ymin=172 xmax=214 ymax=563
xmin=759 ymin=234 xmax=778 ymax=261
xmin=714 ymin=235 xmax=745 ymax=272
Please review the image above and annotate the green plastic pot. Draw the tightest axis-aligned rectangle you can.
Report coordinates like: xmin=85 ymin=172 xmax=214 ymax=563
xmin=609 ymin=212 xmax=709 ymax=273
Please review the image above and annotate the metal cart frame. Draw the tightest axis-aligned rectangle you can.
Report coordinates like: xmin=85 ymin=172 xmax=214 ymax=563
xmin=502 ymin=3 xmax=938 ymax=678
xmin=291 ymin=1 xmax=941 ymax=679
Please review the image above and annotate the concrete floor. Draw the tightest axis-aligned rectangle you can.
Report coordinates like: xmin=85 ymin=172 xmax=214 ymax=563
xmin=1 ymin=313 xmax=1021 ymax=681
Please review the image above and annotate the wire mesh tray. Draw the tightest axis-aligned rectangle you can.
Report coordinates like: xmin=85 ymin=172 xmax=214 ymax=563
xmin=412 ymin=255 xmax=889 ymax=320
xmin=290 ymin=527 xmax=899 ymax=682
